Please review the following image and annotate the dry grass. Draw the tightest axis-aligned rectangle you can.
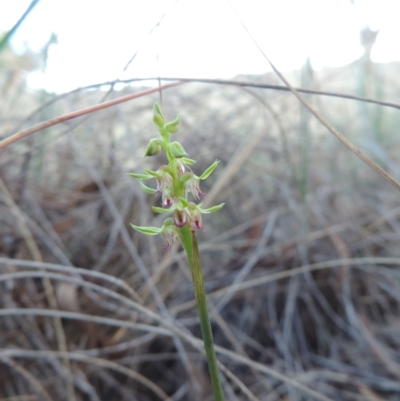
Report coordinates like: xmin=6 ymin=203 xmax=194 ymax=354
xmin=1 ymin=44 xmax=400 ymax=401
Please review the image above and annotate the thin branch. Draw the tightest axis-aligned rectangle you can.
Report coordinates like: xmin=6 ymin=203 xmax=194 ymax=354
xmin=7 ymin=75 xmax=400 ymax=145
xmin=34 ymin=77 xmax=400 ymax=111
xmin=0 ymin=81 xmax=183 ymax=149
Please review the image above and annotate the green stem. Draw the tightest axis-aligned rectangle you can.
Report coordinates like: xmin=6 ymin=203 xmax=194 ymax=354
xmin=179 ymin=225 xmax=225 ymax=401
xmin=161 ymin=127 xmax=181 ymax=197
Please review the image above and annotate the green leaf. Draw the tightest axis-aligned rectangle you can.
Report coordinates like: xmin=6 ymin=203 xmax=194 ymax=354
xmin=181 ymin=157 xmax=196 ymax=165
xmin=131 ymin=224 xmax=161 ymax=235
xmin=152 ymin=206 xmax=173 ymax=214
xmin=144 ymin=168 xmax=160 ymax=178
xmin=140 ymin=181 xmax=156 ymax=194
xmin=199 ymin=160 xmax=219 ymax=180
xmin=200 ymin=203 xmax=225 ymax=213
xmin=128 ymin=173 xmax=152 ymax=180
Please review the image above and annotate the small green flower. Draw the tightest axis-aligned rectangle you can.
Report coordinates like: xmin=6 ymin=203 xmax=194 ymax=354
xmin=181 ymin=173 xmax=205 ymax=200
xmin=154 ymin=166 xmax=173 ymax=195
xmin=160 ymin=218 xmax=179 ymax=250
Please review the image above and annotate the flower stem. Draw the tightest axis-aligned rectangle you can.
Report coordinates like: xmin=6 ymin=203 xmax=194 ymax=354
xmin=179 ymin=225 xmax=225 ymax=401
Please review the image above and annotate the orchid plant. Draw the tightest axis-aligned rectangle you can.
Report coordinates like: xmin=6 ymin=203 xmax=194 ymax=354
xmin=129 ymin=103 xmax=225 ymax=401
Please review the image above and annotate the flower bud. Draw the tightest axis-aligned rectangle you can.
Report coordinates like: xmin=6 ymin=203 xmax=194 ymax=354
xmin=153 ymin=103 xmax=165 ymax=128
xmin=144 ymin=138 xmax=163 ymax=157
xmin=169 ymin=141 xmax=187 ymax=158
xmin=165 ymin=114 xmax=181 ymax=133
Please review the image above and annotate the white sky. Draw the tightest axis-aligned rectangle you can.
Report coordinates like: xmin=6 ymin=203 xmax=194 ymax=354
xmin=0 ymin=0 xmax=398 ymax=93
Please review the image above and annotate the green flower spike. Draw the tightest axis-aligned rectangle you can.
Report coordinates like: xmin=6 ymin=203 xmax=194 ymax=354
xmin=129 ymin=103 xmax=225 ymax=401
xmin=129 ymin=104 xmax=223 ymax=242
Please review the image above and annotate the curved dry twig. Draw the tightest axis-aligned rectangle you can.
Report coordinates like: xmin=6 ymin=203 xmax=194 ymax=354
xmin=0 ymin=81 xmax=183 ymax=149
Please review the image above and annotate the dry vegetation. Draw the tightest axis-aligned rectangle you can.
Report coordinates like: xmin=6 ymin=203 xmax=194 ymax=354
xmin=1 ymin=42 xmax=400 ymax=401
